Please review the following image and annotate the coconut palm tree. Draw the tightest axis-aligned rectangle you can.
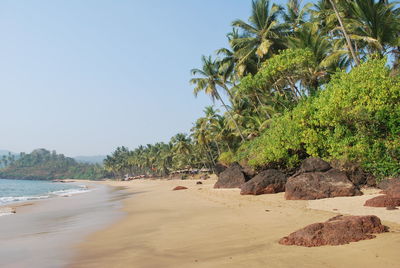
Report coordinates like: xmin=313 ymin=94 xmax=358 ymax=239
xmin=190 ymin=55 xmax=246 ymax=141
xmin=344 ymin=0 xmax=400 ymax=57
xmin=231 ymin=0 xmax=286 ymax=68
xmin=288 ymin=22 xmax=347 ymax=93
xmin=283 ymin=0 xmax=313 ymax=33
xmin=328 ymin=0 xmax=360 ymax=65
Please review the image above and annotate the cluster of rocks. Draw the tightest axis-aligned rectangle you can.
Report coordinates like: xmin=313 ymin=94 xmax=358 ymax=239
xmin=213 ymin=158 xmax=394 ymax=247
xmin=214 ymin=158 xmax=363 ymax=200
xmin=279 ymin=215 xmax=388 ymax=247
xmin=364 ymin=178 xmax=400 ymax=209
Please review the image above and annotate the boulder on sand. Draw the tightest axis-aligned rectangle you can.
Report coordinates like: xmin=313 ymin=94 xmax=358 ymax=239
xmin=173 ymin=186 xmax=188 ymax=191
xmin=279 ymin=215 xmax=388 ymax=247
xmin=214 ymin=163 xmax=227 ymax=176
xmin=299 ymin=157 xmax=332 ymax=173
xmin=240 ymin=169 xmax=287 ymax=195
xmin=285 ymin=158 xmax=361 ymax=200
xmin=364 ymin=195 xmax=400 ymax=208
xmin=377 ymin=177 xmax=400 ymax=191
xmin=285 ymin=168 xmax=361 ymax=200
xmin=214 ymin=162 xmax=248 ymax=189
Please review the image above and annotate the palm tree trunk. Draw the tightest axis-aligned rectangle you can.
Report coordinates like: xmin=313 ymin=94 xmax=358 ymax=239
xmin=215 ymin=91 xmax=246 ymax=142
xmin=329 ymin=0 xmax=360 ymax=66
xmin=204 ymin=144 xmax=216 ymax=167
xmin=214 ymin=141 xmax=221 ymax=156
xmin=221 ymin=84 xmax=235 ymax=102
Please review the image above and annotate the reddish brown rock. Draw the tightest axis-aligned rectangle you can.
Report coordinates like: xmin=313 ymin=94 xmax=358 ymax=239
xmin=300 ymin=158 xmax=332 ymax=173
xmin=364 ymin=195 xmax=400 ymax=207
xmin=279 ymin=215 xmax=387 ymax=247
xmin=173 ymin=186 xmax=188 ymax=191
xmin=384 ymin=185 xmax=400 ymax=198
xmin=377 ymin=177 xmax=400 ymax=191
xmin=331 ymin=161 xmax=377 ymax=187
xmin=214 ymin=163 xmax=228 ymax=176
xmin=214 ymin=163 xmax=248 ymax=189
xmin=240 ymin=169 xmax=287 ymax=195
xmin=285 ymin=169 xmax=362 ymax=200
xmin=241 ymin=163 xmax=257 ymax=178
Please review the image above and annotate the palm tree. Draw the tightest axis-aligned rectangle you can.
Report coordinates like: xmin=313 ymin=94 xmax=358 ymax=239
xmin=344 ymin=0 xmax=400 ymax=57
xmin=217 ymin=29 xmax=259 ymax=78
xmin=231 ymin=0 xmax=286 ymax=67
xmin=328 ymin=0 xmax=360 ymax=65
xmin=283 ymin=0 xmax=312 ymax=32
xmin=288 ymin=23 xmax=347 ymax=93
xmin=190 ymin=55 xmax=246 ymax=141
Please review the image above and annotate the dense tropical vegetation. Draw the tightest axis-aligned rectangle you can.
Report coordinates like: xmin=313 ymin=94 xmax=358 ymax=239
xmin=0 ymin=149 xmax=105 ymax=180
xmin=106 ymin=0 xmax=400 ymax=180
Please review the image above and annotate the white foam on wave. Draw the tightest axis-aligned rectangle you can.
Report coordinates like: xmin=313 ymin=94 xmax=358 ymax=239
xmin=50 ymin=187 xmax=91 ymax=197
xmin=0 ymin=185 xmax=92 ymax=213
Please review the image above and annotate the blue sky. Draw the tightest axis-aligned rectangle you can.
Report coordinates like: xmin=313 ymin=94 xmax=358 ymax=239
xmin=0 ymin=0 xmax=301 ymax=156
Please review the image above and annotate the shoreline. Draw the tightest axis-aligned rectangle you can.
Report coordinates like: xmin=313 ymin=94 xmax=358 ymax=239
xmin=71 ymin=178 xmax=400 ymax=268
xmin=0 ymin=179 xmax=92 ymax=217
xmin=0 ymin=181 xmax=128 ymax=268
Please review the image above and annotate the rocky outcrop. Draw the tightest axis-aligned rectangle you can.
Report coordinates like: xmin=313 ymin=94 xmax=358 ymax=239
xmin=279 ymin=215 xmax=387 ymax=247
xmin=240 ymin=169 xmax=287 ymax=195
xmin=364 ymin=195 xmax=400 ymax=208
xmin=172 ymin=186 xmax=188 ymax=191
xmin=214 ymin=163 xmax=228 ymax=176
xmin=377 ymin=177 xmax=400 ymax=190
xmin=364 ymin=179 xmax=400 ymax=208
xmin=331 ymin=161 xmax=376 ymax=187
xmin=214 ymin=163 xmax=248 ymax=189
xmin=241 ymin=163 xmax=257 ymax=178
xmin=299 ymin=157 xmax=331 ymax=173
xmin=285 ymin=167 xmax=362 ymax=200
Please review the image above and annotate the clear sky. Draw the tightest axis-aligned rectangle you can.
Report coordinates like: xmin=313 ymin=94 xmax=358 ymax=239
xmin=0 ymin=0 xmax=294 ymax=156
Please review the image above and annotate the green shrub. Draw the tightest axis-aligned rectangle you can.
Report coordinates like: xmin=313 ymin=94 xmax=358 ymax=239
xmin=218 ymin=151 xmax=236 ymax=166
xmin=236 ymin=59 xmax=400 ymax=178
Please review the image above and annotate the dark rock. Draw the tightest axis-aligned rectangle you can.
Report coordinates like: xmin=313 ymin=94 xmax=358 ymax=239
xmin=364 ymin=195 xmax=400 ymax=207
xmin=214 ymin=163 xmax=248 ymax=189
xmin=241 ymin=163 xmax=257 ymax=178
xmin=196 ymin=181 xmax=203 ymax=185
xmin=279 ymin=215 xmax=388 ymax=247
xmin=285 ymin=169 xmax=362 ymax=200
xmin=240 ymin=169 xmax=287 ymax=195
xmin=300 ymin=158 xmax=331 ymax=173
xmin=386 ymin=206 xmax=398 ymax=210
xmin=330 ymin=161 xmax=376 ymax=187
xmin=173 ymin=186 xmax=188 ymax=191
xmin=377 ymin=177 xmax=400 ymax=191
xmin=215 ymin=163 xmax=228 ymax=176
xmin=385 ymin=184 xmax=400 ymax=198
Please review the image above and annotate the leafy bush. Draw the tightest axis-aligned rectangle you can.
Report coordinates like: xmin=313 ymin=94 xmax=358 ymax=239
xmin=237 ymin=59 xmax=400 ymax=178
xmin=218 ymin=151 xmax=235 ymax=166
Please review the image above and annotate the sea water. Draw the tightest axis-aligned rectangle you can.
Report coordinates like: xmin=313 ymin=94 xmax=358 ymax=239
xmin=0 ymin=178 xmax=90 ymax=213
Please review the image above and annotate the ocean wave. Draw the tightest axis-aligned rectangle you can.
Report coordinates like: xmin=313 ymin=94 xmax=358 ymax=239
xmin=0 ymin=186 xmax=91 ymax=209
xmin=49 ymin=187 xmax=91 ymax=197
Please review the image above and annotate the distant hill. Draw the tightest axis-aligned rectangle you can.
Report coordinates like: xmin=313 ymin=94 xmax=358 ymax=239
xmin=0 ymin=150 xmax=19 ymax=168
xmin=0 ymin=149 xmax=106 ymax=180
xmin=74 ymin=155 xmax=106 ymax=164
xmin=0 ymin=150 xmax=16 ymax=156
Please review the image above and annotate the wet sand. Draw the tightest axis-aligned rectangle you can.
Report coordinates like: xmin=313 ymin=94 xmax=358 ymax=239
xmin=0 ymin=183 xmax=128 ymax=268
xmin=72 ymin=179 xmax=400 ymax=268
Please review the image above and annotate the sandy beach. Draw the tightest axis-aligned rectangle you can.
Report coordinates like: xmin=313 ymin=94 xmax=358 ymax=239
xmin=71 ymin=178 xmax=400 ymax=268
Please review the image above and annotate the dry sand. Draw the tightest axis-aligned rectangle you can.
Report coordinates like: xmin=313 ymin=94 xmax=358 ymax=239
xmin=71 ymin=179 xmax=400 ymax=268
